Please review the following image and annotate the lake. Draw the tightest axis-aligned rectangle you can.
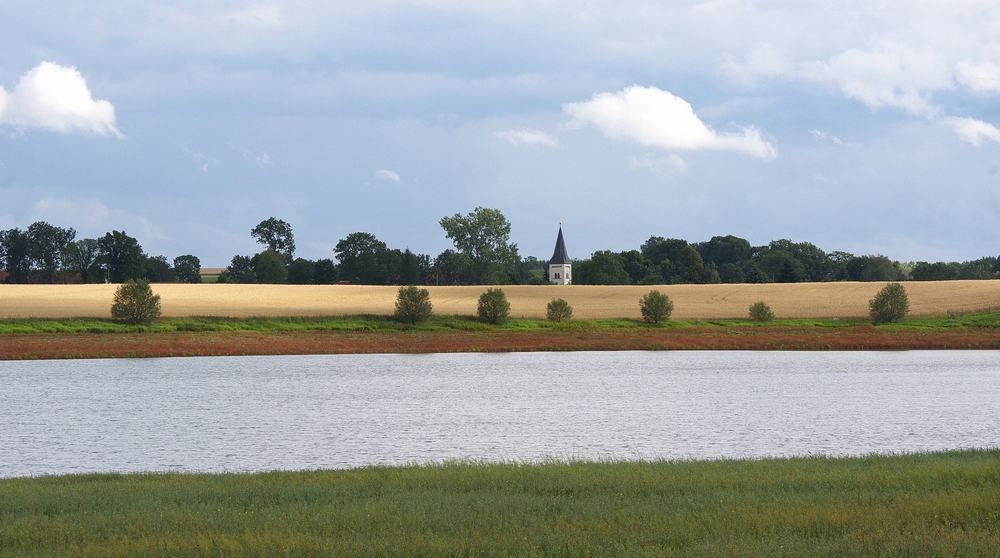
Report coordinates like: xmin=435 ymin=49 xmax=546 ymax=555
xmin=1 ymin=351 xmax=998 ymax=478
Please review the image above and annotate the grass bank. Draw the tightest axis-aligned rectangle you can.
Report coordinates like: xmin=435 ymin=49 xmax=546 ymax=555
xmin=1 ymin=449 xmax=997 ymax=557
xmin=2 ymin=310 xmax=1000 ymax=334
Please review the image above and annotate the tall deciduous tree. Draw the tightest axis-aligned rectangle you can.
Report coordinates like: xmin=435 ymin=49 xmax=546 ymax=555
xmin=64 ymin=239 xmax=101 ymax=283
xmin=335 ymin=232 xmax=392 ymax=284
xmin=173 ymin=255 xmax=202 ymax=283
xmin=251 ymin=218 xmax=295 ymax=259
xmin=98 ymin=231 xmax=146 ymax=283
xmin=0 ymin=228 xmax=32 ymax=283
xmin=27 ymin=222 xmax=76 ymax=283
xmin=439 ymin=207 xmax=519 ymax=284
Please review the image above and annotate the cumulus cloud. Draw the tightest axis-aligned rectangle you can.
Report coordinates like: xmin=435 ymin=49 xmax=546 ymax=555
xmin=494 ymin=129 xmax=559 ymax=147
xmin=375 ymin=169 xmax=401 ymax=182
xmin=563 ymin=85 xmax=776 ymax=159
xmin=0 ymin=62 xmax=121 ymax=137
xmin=944 ymin=117 xmax=1000 ymax=146
xmin=799 ymin=47 xmax=950 ymax=117
xmin=31 ymin=196 xmax=111 ymax=227
xmin=810 ymin=130 xmax=862 ymax=149
xmin=955 ymin=61 xmax=1000 ymax=95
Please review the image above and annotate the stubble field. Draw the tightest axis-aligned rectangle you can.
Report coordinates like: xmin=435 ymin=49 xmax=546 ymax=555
xmin=1 ymin=281 xmax=998 ymax=320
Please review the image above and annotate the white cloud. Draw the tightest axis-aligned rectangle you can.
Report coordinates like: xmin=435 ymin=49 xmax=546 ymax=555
xmin=375 ymin=169 xmax=401 ymax=182
xmin=721 ymin=44 xmax=791 ymax=88
xmin=956 ymin=60 xmax=1000 ymax=95
xmin=799 ymin=46 xmax=951 ymax=117
xmin=944 ymin=117 xmax=1000 ymax=146
xmin=0 ymin=62 xmax=122 ymax=137
xmin=494 ymin=129 xmax=559 ymax=147
xmin=563 ymin=85 xmax=776 ymax=159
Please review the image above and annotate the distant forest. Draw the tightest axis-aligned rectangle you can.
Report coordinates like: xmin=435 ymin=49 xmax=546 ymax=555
xmin=1 ymin=209 xmax=998 ymax=285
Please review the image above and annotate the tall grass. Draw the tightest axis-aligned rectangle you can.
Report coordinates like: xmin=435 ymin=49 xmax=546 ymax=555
xmin=1 ymin=450 xmax=997 ymax=556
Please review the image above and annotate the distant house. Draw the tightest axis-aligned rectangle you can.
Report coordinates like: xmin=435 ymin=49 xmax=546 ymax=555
xmin=548 ymin=224 xmax=571 ymax=285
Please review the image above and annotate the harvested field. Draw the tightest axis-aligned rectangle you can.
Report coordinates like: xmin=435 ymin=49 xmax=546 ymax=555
xmin=1 ymin=281 xmax=998 ymax=320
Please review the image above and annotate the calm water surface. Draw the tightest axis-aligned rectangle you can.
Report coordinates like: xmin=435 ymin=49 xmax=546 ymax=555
xmin=1 ymin=351 xmax=998 ymax=477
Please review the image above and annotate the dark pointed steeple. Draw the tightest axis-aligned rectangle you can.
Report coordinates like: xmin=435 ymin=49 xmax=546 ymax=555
xmin=548 ymin=224 xmax=570 ymax=265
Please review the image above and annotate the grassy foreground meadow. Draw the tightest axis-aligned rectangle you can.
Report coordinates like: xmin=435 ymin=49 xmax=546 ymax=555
xmin=1 ymin=450 xmax=997 ymax=557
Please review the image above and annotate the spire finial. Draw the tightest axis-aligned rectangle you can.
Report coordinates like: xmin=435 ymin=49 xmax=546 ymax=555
xmin=559 ymin=220 xmax=562 ymax=226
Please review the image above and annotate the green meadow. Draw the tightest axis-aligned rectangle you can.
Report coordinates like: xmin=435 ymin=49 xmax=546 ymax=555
xmin=1 ymin=310 xmax=999 ymax=335
xmin=1 ymin=450 xmax=998 ymax=557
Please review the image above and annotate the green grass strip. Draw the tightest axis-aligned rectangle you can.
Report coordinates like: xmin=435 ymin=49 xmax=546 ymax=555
xmin=2 ymin=311 xmax=1000 ymax=335
xmin=1 ymin=449 xmax=998 ymax=556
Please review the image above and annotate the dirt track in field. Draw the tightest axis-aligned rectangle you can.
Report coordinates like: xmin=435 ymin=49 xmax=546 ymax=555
xmin=1 ymin=281 xmax=998 ymax=320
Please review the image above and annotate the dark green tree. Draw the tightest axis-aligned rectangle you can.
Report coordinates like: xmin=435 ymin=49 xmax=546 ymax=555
xmin=910 ymin=261 xmax=959 ymax=281
xmin=846 ymin=255 xmax=901 ymax=281
xmin=439 ymin=207 xmax=519 ymax=284
xmin=173 ymin=255 xmax=202 ymax=283
xmin=111 ymin=279 xmax=162 ymax=325
xmin=719 ymin=262 xmax=745 ymax=283
xmin=574 ymin=251 xmax=630 ymax=285
xmin=144 ymin=255 xmax=176 ymax=283
xmin=251 ymin=217 xmax=295 ymax=259
xmin=620 ymin=250 xmax=659 ymax=284
xmin=0 ymin=228 xmax=32 ymax=283
xmin=335 ymin=232 xmax=394 ymax=284
xmin=314 ymin=259 xmax=338 ymax=284
xmin=64 ymin=239 xmax=101 ymax=283
xmin=477 ymin=287 xmax=511 ymax=325
xmin=695 ymin=235 xmax=752 ymax=268
xmin=958 ymin=257 xmax=998 ymax=280
xmin=287 ymin=258 xmax=316 ymax=284
xmin=98 ymin=231 xmax=146 ymax=283
xmin=223 ymin=255 xmax=257 ymax=283
xmin=640 ymin=236 xmax=689 ymax=267
xmin=251 ymin=249 xmax=288 ymax=284
xmin=394 ymin=285 xmax=433 ymax=324
xmin=432 ymin=249 xmax=468 ymax=285
xmin=27 ymin=222 xmax=76 ymax=283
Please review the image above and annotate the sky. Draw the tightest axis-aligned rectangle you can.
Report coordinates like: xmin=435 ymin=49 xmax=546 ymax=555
xmin=1 ymin=0 xmax=999 ymax=266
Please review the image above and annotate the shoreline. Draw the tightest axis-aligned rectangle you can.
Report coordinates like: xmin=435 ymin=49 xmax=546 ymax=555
xmin=3 ymin=325 xmax=1000 ymax=359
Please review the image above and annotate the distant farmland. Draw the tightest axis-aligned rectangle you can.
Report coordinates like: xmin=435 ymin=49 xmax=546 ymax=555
xmin=1 ymin=281 xmax=998 ymax=320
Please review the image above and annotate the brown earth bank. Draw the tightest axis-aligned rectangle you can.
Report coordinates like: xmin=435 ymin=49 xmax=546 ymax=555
xmin=2 ymin=281 xmax=999 ymax=320
xmin=3 ymin=327 xmax=1000 ymax=360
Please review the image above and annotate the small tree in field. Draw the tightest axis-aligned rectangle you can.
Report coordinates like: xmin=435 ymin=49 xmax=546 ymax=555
xmin=394 ymin=285 xmax=433 ymax=324
xmin=546 ymin=298 xmax=573 ymax=322
xmin=111 ymin=279 xmax=161 ymax=325
xmin=478 ymin=288 xmax=510 ymax=325
xmin=869 ymin=282 xmax=909 ymax=324
xmin=639 ymin=290 xmax=673 ymax=324
xmin=748 ymin=301 xmax=774 ymax=322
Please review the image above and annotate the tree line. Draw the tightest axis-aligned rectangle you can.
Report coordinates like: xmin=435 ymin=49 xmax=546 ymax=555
xmin=0 ymin=223 xmax=200 ymax=284
xmin=2 ymin=209 xmax=997 ymax=284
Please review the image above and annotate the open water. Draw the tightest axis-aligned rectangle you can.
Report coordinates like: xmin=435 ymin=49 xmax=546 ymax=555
xmin=1 ymin=351 xmax=998 ymax=477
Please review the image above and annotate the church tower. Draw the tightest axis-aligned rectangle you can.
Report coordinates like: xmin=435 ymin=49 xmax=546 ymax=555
xmin=548 ymin=224 xmax=571 ymax=284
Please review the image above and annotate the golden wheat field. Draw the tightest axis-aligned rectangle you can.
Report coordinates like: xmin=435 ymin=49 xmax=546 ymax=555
xmin=1 ymin=281 xmax=999 ymax=320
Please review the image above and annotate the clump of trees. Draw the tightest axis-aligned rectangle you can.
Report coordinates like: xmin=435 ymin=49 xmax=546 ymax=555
xmin=639 ymin=290 xmax=673 ymax=324
xmin=111 ymin=279 xmax=162 ymax=325
xmin=869 ymin=283 xmax=909 ymax=325
xmin=478 ymin=288 xmax=511 ymax=325
xmin=0 ymin=222 xmax=201 ymax=284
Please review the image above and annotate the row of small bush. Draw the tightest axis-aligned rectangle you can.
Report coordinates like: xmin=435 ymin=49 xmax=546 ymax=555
xmin=107 ymin=280 xmax=911 ymax=327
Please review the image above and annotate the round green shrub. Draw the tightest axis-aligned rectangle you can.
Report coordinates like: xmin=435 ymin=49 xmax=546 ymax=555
xmin=748 ymin=301 xmax=775 ymax=322
xmin=477 ymin=288 xmax=510 ymax=325
xmin=546 ymin=298 xmax=573 ymax=322
xmin=394 ymin=285 xmax=433 ymax=324
xmin=869 ymin=282 xmax=909 ymax=324
xmin=111 ymin=279 xmax=162 ymax=325
xmin=639 ymin=290 xmax=673 ymax=324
